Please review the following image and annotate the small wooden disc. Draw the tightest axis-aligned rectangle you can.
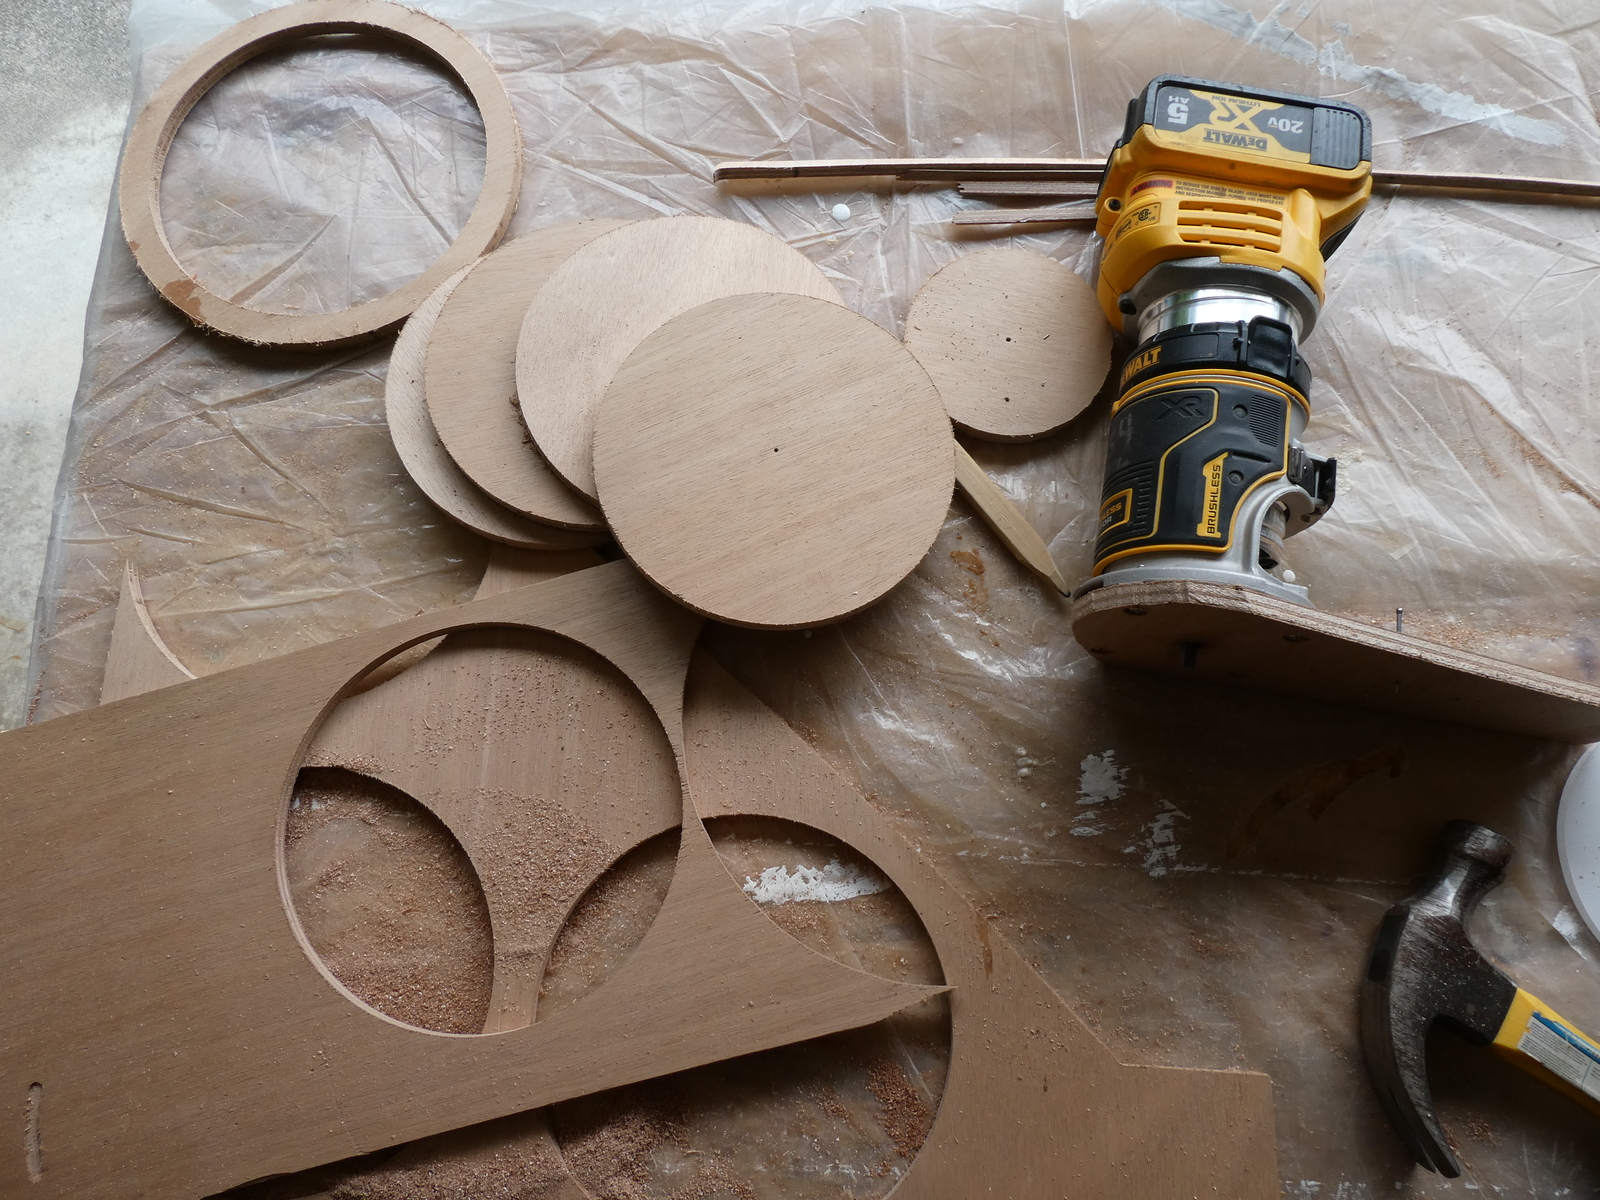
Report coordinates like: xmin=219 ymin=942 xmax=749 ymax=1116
xmin=594 ymin=294 xmax=954 ymax=629
xmin=388 ymin=266 xmax=603 ymax=550
xmin=425 ymin=221 xmax=631 ymax=530
xmin=903 ymin=247 xmax=1112 ymax=441
xmin=517 ymin=216 xmax=843 ymax=501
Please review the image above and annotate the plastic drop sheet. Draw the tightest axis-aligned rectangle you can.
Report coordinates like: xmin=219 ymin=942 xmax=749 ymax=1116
xmin=26 ymin=0 xmax=1600 ymax=1193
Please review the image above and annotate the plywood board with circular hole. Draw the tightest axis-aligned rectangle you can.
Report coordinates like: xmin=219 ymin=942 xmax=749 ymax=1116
xmin=593 ymin=293 xmax=954 ymax=629
xmin=516 ymin=215 xmax=844 ymax=501
xmin=426 ymin=222 xmax=633 ymax=530
xmin=389 ymin=263 xmax=605 ymax=549
xmin=903 ymin=247 xmax=1112 ymax=441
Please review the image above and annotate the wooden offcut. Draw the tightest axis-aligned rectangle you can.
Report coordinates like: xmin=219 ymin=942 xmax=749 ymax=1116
xmin=388 ymin=265 xmax=604 ymax=549
xmin=953 ymin=445 xmax=1071 ymax=595
xmin=117 ymin=0 xmax=522 ymax=347
xmin=904 ymin=247 xmax=1111 ymax=441
xmin=593 ymin=293 xmax=954 ymax=628
xmin=1073 ymin=579 xmax=1600 ymax=742
xmin=516 ymin=216 xmax=843 ymax=500
xmin=425 ymin=223 xmax=629 ymax=530
xmin=99 ymin=563 xmax=195 ymax=704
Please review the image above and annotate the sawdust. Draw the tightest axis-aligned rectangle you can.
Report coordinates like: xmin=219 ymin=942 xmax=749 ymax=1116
xmin=329 ymin=1112 xmax=573 ymax=1200
xmin=865 ymin=1059 xmax=934 ymax=1160
xmin=284 ymin=768 xmax=492 ymax=1034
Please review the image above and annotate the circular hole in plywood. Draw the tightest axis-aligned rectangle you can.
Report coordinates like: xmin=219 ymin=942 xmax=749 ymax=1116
xmin=546 ymin=817 xmax=950 ymax=1200
xmin=284 ymin=766 xmax=494 ymax=1034
xmin=160 ymin=36 xmax=486 ymax=317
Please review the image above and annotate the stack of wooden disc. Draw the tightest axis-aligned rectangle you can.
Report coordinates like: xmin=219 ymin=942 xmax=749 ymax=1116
xmin=391 ymin=215 xmax=1110 ymax=628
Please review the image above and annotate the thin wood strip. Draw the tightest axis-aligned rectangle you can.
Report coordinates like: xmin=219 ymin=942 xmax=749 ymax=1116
xmin=952 ymin=203 xmax=1098 ymax=226
xmin=118 ymin=0 xmax=522 ymax=347
xmin=1072 ymin=578 xmax=1600 ymax=741
xmin=387 ymin=264 xmax=605 ymax=548
xmin=954 ymin=445 xmax=1070 ymax=595
xmin=716 ymin=158 xmax=1600 ymax=201
xmin=956 ymin=180 xmax=1100 ymax=197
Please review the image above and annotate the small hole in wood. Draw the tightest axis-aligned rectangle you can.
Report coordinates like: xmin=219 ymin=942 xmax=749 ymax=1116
xmin=1123 ymin=606 xmax=1147 ymax=616
xmin=1283 ymin=633 xmax=1310 ymax=643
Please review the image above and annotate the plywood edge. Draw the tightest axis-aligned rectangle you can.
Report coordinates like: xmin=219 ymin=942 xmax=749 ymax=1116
xmin=1072 ymin=579 xmax=1600 ymax=742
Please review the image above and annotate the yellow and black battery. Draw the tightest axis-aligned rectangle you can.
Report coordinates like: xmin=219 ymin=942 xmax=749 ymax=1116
xmin=1082 ymin=76 xmax=1372 ymax=604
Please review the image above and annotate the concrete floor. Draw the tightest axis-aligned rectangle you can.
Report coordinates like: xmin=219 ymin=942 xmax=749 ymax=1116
xmin=0 ymin=0 xmax=133 ymax=728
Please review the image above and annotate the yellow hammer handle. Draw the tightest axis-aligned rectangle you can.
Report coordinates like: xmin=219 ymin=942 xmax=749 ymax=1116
xmin=1490 ymin=988 xmax=1600 ymax=1115
xmin=953 ymin=444 xmax=1071 ymax=596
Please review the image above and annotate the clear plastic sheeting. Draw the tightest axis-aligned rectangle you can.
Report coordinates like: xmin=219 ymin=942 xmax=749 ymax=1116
xmin=28 ymin=0 xmax=1600 ymax=1194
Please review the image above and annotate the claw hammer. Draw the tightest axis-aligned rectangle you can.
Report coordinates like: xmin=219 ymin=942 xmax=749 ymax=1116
xmin=1360 ymin=820 xmax=1600 ymax=1175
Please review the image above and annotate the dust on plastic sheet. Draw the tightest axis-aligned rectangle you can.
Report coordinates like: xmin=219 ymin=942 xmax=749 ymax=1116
xmin=28 ymin=0 xmax=1600 ymax=1193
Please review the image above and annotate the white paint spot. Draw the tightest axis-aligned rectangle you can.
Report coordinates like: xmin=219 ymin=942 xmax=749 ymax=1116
xmin=743 ymin=858 xmax=889 ymax=906
xmin=831 ymin=202 xmax=851 ymax=222
xmin=1140 ymin=801 xmax=1189 ymax=878
xmin=1077 ymin=750 xmax=1128 ymax=806
xmin=1149 ymin=0 xmax=1566 ymax=145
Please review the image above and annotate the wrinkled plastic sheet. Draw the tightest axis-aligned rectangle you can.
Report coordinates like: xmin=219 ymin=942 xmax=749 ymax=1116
xmin=27 ymin=0 xmax=1600 ymax=1193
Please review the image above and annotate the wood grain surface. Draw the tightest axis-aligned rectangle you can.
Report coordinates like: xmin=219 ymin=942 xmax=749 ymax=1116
xmin=516 ymin=216 xmax=843 ymax=500
xmin=388 ymin=263 xmax=604 ymax=548
xmin=426 ymin=222 xmax=630 ymax=529
xmin=117 ymin=0 xmax=521 ymax=347
xmin=953 ymin=444 xmax=1070 ymax=594
xmin=1073 ymin=578 xmax=1600 ymax=741
xmin=0 ymin=562 xmax=942 ymax=1198
xmin=594 ymin=293 xmax=954 ymax=628
xmin=904 ymin=247 xmax=1111 ymax=441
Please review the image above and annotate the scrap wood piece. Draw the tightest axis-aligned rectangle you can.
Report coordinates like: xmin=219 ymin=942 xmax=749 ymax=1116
xmin=593 ymin=293 xmax=953 ymax=629
xmin=0 ymin=561 xmax=939 ymax=1199
xmin=425 ymin=223 xmax=632 ymax=530
xmin=904 ymin=247 xmax=1111 ymax=441
xmin=389 ymin=264 xmax=606 ymax=549
xmin=953 ymin=445 xmax=1070 ymax=595
xmin=516 ymin=215 xmax=844 ymax=501
xmin=682 ymin=652 xmax=1280 ymax=1198
xmin=100 ymin=562 xmax=195 ymax=704
xmin=118 ymin=0 xmax=522 ymax=347
xmin=951 ymin=203 xmax=1098 ymax=226
xmin=1073 ymin=579 xmax=1600 ymax=742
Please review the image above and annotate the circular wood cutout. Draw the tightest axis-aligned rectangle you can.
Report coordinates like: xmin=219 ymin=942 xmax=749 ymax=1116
xmin=903 ymin=248 xmax=1112 ymax=441
xmin=118 ymin=0 xmax=521 ymax=347
xmin=594 ymin=294 xmax=954 ymax=629
xmin=425 ymin=221 xmax=631 ymax=530
xmin=517 ymin=216 xmax=843 ymax=501
xmin=388 ymin=265 xmax=603 ymax=550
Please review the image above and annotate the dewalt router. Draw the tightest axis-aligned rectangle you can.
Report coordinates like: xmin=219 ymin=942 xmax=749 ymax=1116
xmin=1080 ymin=75 xmax=1372 ymax=604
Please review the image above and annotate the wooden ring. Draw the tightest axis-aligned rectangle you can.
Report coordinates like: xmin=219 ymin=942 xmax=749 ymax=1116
xmin=118 ymin=0 xmax=522 ymax=348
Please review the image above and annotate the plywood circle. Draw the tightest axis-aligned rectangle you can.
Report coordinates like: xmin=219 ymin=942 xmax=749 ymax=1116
xmin=117 ymin=0 xmax=522 ymax=347
xmin=903 ymin=247 xmax=1112 ymax=441
xmin=594 ymin=294 xmax=954 ymax=629
xmin=425 ymin=222 xmax=631 ymax=530
xmin=517 ymin=216 xmax=844 ymax=501
xmin=387 ymin=265 xmax=603 ymax=550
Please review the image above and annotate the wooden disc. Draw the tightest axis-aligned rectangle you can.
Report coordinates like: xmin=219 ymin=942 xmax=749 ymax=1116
xmin=594 ymin=294 xmax=954 ymax=629
xmin=425 ymin=221 xmax=631 ymax=530
xmin=118 ymin=0 xmax=522 ymax=347
xmin=903 ymin=247 xmax=1112 ymax=441
xmin=517 ymin=216 xmax=843 ymax=501
xmin=388 ymin=266 xmax=604 ymax=550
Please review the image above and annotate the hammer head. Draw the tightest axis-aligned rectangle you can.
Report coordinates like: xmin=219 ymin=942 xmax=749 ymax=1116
xmin=1360 ymin=820 xmax=1518 ymax=1177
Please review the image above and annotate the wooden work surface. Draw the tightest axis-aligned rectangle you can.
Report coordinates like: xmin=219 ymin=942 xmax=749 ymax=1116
xmin=1073 ymin=579 xmax=1600 ymax=743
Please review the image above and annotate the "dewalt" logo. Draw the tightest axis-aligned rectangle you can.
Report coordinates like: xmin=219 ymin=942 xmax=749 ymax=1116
xmin=1203 ymin=129 xmax=1267 ymax=151
xmin=1120 ymin=345 xmax=1161 ymax=388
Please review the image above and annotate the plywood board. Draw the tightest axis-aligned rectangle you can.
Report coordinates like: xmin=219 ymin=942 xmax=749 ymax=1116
xmin=1073 ymin=578 xmax=1600 ymax=742
xmin=388 ymin=264 xmax=604 ymax=548
xmin=904 ymin=247 xmax=1111 ymax=441
xmin=100 ymin=563 xmax=196 ymax=704
xmin=684 ymin=653 xmax=1279 ymax=1198
xmin=0 ymin=561 xmax=941 ymax=1198
xmin=593 ymin=293 xmax=954 ymax=628
xmin=118 ymin=0 xmax=521 ymax=347
xmin=516 ymin=216 xmax=844 ymax=500
xmin=425 ymin=223 xmax=630 ymax=529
